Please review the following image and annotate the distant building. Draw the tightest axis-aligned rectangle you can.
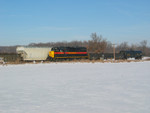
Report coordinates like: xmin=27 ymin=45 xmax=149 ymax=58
xmin=16 ymin=46 xmax=52 ymax=61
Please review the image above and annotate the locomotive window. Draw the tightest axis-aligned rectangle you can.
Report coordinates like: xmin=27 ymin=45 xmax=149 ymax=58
xmin=53 ymin=48 xmax=60 ymax=52
xmin=56 ymin=48 xmax=59 ymax=51
xmin=51 ymin=48 xmax=54 ymax=51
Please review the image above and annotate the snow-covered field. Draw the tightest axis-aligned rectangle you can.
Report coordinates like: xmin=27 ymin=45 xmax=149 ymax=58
xmin=0 ymin=61 xmax=150 ymax=113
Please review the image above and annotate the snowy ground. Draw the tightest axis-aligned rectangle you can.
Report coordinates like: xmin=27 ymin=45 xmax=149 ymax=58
xmin=0 ymin=61 xmax=150 ymax=113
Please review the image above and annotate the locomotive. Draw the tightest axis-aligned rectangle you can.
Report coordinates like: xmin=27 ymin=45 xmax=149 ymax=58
xmin=48 ymin=47 xmax=89 ymax=61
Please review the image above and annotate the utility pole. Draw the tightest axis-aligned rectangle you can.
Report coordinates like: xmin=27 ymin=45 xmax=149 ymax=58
xmin=112 ymin=44 xmax=116 ymax=61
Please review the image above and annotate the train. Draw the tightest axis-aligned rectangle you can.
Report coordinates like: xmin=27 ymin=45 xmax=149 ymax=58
xmin=0 ymin=46 xmax=143 ymax=63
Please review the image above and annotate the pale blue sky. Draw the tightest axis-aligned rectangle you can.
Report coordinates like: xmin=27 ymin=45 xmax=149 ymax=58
xmin=0 ymin=0 xmax=150 ymax=46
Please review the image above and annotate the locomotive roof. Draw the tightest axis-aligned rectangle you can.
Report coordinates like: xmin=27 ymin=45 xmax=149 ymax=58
xmin=52 ymin=46 xmax=86 ymax=49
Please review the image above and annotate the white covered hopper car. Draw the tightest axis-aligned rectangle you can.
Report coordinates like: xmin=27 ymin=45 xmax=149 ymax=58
xmin=16 ymin=46 xmax=52 ymax=61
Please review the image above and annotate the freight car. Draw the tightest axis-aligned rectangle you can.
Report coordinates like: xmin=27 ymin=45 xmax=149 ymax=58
xmin=89 ymin=50 xmax=142 ymax=60
xmin=16 ymin=46 xmax=52 ymax=61
xmin=48 ymin=47 xmax=89 ymax=61
xmin=0 ymin=53 xmax=22 ymax=63
xmin=88 ymin=53 xmax=122 ymax=60
xmin=119 ymin=50 xmax=142 ymax=59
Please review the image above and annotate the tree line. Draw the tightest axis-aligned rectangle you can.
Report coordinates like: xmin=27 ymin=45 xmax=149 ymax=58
xmin=0 ymin=33 xmax=150 ymax=56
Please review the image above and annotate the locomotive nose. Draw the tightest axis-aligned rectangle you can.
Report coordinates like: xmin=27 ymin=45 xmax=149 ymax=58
xmin=49 ymin=51 xmax=54 ymax=58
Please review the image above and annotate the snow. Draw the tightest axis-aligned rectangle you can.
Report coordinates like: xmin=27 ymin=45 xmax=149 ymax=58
xmin=142 ymin=56 xmax=150 ymax=60
xmin=0 ymin=61 xmax=150 ymax=113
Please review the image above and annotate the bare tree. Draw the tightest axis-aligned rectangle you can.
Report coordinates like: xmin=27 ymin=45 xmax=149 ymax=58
xmin=139 ymin=40 xmax=149 ymax=56
xmin=88 ymin=33 xmax=107 ymax=53
xmin=116 ymin=42 xmax=129 ymax=52
xmin=140 ymin=40 xmax=147 ymax=47
xmin=105 ymin=41 xmax=113 ymax=53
